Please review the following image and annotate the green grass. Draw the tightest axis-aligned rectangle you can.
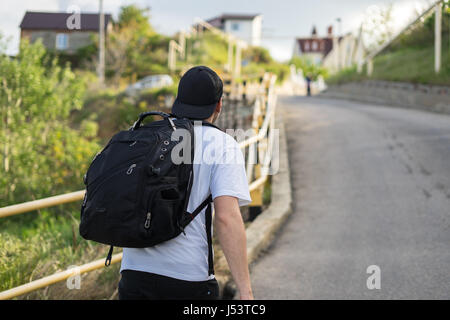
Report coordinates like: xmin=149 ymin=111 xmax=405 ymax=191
xmin=0 ymin=206 xmax=112 ymax=294
xmin=327 ymin=40 xmax=450 ymax=86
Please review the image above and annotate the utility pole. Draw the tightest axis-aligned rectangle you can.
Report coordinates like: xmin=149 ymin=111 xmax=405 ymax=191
xmin=98 ymin=0 xmax=105 ymax=85
xmin=435 ymin=1 xmax=442 ymax=74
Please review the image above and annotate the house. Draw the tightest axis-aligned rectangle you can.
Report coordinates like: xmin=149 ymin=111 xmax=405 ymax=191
xmin=205 ymin=13 xmax=262 ymax=46
xmin=322 ymin=28 xmax=366 ymax=73
xmin=19 ymin=11 xmax=112 ymax=54
xmin=293 ymin=25 xmax=366 ymax=73
xmin=292 ymin=26 xmax=335 ymax=65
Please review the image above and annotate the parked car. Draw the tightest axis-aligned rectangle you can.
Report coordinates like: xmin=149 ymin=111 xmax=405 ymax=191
xmin=125 ymin=74 xmax=174 ymax=95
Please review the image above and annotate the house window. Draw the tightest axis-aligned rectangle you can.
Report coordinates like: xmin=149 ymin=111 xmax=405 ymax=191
xmin=304 ymin=41 xmax=310 ymax=51
xmin=55 ymin=33 xmax=68 ymax=50
xmin=312 ymin=41 xmax=318 ymax=51
xmin=231 ymin=23 xmax=240 ymax=31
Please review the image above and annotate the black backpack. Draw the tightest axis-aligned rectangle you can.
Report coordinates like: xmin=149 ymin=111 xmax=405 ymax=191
xmin=79 ymin=111 xmax=217 ymax=275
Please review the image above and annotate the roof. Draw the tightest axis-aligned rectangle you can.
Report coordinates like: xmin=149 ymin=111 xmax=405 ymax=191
xmin=206 ymin=13 xmax=260 ymax=26
xmin=20 ymin=11 xmax=112 ymax=31
xmin=296 ymin=37 xmax=334 ymax=58
xmin=218 ymin=13 xmax=260 ymax=20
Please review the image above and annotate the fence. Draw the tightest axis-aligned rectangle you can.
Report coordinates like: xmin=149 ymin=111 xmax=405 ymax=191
xmin=0 ymin=73 xmax=278 ymax=300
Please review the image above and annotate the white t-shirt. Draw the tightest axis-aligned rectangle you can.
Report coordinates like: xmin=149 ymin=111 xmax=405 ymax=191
xmin=120 ymin=124 xmax=251 ymax=281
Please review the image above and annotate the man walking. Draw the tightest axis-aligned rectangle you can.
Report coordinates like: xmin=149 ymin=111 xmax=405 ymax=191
xmin=118 ymin=66 xmax=254 ymax=300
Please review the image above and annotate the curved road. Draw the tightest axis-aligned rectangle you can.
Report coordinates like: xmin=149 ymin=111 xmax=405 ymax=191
xmin=250 ymin=96 xmax=450 ymax=299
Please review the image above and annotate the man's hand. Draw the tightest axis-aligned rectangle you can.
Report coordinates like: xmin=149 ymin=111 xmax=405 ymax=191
xmin=240 ymin=292 xmax=255 ymax=300
xmin=214 ymin=195 xmax=254 ymax=300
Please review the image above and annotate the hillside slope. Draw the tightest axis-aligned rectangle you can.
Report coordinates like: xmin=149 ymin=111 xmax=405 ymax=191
xmin=327 ymin=6 xmax=450 ymax=86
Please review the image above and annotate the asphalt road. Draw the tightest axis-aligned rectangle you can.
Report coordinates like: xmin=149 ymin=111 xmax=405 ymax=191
xmin=250 ymin=96 xmax=450 ymax=299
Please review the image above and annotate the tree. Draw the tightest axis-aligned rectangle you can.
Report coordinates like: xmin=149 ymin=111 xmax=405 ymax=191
xmin=0 ymin=39 xmax=99 ymax=206
xmin=362 ymin=4 xmax=396 ymax=50
xmin=117 ymin=5 xmax=155 ymax=36
xmin=86 ymin=5 xmax=169 ymax=86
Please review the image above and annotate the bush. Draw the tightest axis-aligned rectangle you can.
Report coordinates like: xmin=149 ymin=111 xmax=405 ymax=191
xmin=0 ymin=40 xmax=100 ymax=207
xmin=0 ymin=40 xmax=108 ymax=294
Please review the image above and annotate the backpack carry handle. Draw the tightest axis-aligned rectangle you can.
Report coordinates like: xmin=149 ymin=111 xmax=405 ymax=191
xmin=131 ymin=111 xmax=172 ymax=130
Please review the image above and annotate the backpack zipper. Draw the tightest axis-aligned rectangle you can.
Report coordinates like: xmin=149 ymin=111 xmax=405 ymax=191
xmin=87 ymin=154 xmax=144 ymax=189
xmin=87 ymin=159 xmax=142 ymax=201
xmin=126 ymin=164 xmax=136 ymax=175
xmin=144 ymin=212 xmax=152 ymax=229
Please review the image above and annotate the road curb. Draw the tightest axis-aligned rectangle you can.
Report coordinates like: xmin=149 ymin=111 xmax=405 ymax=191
xmin=215 ymin=106 xmax=293 ymax=298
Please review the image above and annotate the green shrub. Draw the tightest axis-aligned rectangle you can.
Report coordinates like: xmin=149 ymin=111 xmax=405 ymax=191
xmin=0 ymin=39 xmax=99 ymax=207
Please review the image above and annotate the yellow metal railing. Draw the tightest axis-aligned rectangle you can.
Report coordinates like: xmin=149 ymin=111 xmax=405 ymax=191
xmin=0 ymin=190 xmax=85 ymax=219
xmin=0 ymin=73 xmax=278 ymax=300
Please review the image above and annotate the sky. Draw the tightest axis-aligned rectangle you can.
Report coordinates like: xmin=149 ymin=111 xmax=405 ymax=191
xmin=0 ymin=0 xmax=432 ymax=61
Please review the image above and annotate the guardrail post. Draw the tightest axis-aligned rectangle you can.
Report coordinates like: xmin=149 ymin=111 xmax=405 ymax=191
xmin=435 ymin=2 xmax=442 ymax=74
xmin=249 ymin=163 xmax=263 ymax=220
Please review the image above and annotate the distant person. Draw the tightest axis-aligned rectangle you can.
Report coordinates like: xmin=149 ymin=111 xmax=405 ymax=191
xmin=118 ymin=66 xmax=254 ymax=300
xmin=305 ymin=74 xmax=312 ymax=96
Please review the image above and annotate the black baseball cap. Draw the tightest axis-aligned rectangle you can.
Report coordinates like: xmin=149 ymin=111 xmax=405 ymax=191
xmin=172 ymin=66 xmax=223 ymax=120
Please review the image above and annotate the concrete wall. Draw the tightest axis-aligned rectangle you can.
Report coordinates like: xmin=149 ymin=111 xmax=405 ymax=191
xmin=321 ymin=80 xmax=450 ymax=115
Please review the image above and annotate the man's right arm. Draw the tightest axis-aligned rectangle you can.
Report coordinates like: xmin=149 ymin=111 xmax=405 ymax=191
xmin=214 ymin=195 xmax=253 ymax=300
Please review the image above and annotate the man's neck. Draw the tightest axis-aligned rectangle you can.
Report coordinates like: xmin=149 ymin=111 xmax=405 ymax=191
xmin=205 ymin=112 xmax=219 ymax=124
xmin=204 ymin=117 xmax=214 ymax=124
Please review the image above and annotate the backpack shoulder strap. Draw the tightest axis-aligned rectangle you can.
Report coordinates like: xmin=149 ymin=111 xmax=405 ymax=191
xmin=180 ymin=194 xmax=212 ymax=229
xmin=179 ymin=194 xmax=215 ymax=276
xmin=205 ymin=201 xmax=214 ymax=275
xmin=170 ymin=115 xmax=218 ymax=276
xmin=169 ymin=114 xmax=222 ymax=131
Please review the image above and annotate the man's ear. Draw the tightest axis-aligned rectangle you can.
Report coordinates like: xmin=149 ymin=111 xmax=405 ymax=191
xmin=215 ymin=98 xmax=222 ymax=113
